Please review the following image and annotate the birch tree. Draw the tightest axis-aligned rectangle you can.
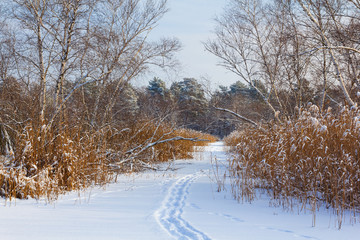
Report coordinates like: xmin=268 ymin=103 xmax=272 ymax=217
xmin=207 ymin=0 xmax=360 ymax=123
xmin=205 ymin=0 xmax=285 ymax=122
xmin=4 ymin=0 xmax=179 ymax=129
xmin=295 ymin=0 xmax=356 ymax=106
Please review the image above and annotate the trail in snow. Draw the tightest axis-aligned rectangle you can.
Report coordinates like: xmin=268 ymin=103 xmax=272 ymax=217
xmin=1 ymin=142 xmax=359 ymax=240
xmin=155 ymin=173 xmax=212 ymax=240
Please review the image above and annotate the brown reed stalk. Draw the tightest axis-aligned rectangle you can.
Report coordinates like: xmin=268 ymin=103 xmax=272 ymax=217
xmin=0 ymin=118 xmax=216 ymax=201
xmin=224 ymin=104 xmax=360 ymax=228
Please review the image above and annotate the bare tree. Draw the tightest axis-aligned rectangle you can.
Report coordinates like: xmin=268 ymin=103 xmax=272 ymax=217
xmin=295 ymin=0 xmax=356 ymax=106
xmin=77 ymin=0 xmax=180 ymax=128
xmin=205 ymin=0 xmax=286 ymax=122
xmin=11 ymin=0 xmax=52 ymax=123
xmin=3 ymin=0 xmax=180 ymax=130
xmin=207 ymin=0 xmax=360 ymax=124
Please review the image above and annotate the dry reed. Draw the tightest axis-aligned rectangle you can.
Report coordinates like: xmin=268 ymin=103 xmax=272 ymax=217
xmin=225 ymin=104 xmax=360 ymax=228
xmin=0 ymin=120 xmax=216 ymax=201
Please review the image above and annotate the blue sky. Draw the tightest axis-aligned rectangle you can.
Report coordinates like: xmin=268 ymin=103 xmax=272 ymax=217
xmin=142 ymin=0 xmax=239 ymax=90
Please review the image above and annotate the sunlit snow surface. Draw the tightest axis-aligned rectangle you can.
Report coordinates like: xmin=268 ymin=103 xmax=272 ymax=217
xmin=1 ymin=142 xmax=359 ymax=240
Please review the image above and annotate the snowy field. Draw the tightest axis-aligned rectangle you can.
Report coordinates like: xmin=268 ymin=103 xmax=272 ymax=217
xmin=0 ymin=142 xmax=359 ymax=240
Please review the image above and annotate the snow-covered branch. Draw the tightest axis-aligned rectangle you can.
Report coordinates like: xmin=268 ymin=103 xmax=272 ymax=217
xmin=215 ymin=107 xmax=258 ymax=127
xmin=108 ymin=136 xmax=210 ymax=169
xmin=125 ymin=136 xmax=208 ymax=157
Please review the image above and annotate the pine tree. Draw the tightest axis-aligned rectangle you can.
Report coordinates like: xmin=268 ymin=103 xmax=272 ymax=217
xmin=170 ymin=78 xmax=208 ymax=130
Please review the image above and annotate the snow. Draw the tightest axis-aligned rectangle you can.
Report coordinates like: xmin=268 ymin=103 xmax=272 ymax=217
xmin=1 ymin=142 xmax=359 ymax=240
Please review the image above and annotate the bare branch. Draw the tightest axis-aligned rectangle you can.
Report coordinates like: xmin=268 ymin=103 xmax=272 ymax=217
xmin=215 ymin=107 xmax=258 ymax=127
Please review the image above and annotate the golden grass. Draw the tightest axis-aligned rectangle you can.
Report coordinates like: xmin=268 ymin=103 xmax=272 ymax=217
xmin=0 ymin=120 xmax=216 ymax=201
xmin=0 ymin=124 xmax=111 ymax=200
xmin=224 ymin=105 xmax=360 ymax=228
xmin=107 ymin=120 xmax=217 ymax=168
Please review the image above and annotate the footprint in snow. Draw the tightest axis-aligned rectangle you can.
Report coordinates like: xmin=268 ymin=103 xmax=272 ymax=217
xmin=155 ymin=173 xmax=212 ymax=240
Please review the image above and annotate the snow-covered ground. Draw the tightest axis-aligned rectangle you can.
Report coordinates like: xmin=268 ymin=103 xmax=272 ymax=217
xmin=1 ymin=142 xmax=359 ymax=240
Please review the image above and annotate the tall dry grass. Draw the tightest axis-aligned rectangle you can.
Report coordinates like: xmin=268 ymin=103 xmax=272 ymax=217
xmin=225 ymin=105 xmax=360 ymax=228
xmin=0 ymin=123 xmax=111 ymax=200
xmin=103 ymin=120 xmax=217 ymax=171
xmin=0 ymin=120 xmax=216 ymax=201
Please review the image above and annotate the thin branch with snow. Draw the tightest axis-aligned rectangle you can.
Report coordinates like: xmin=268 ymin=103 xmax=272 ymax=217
xmin=215 ymin=107 xmax=258 ymax=127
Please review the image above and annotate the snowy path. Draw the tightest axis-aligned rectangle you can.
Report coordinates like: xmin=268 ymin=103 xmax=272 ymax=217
xmin=0 ymin=142 xmax=359 ymax=240
xmin=155 ymin=173 xmax=211 ymax=240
